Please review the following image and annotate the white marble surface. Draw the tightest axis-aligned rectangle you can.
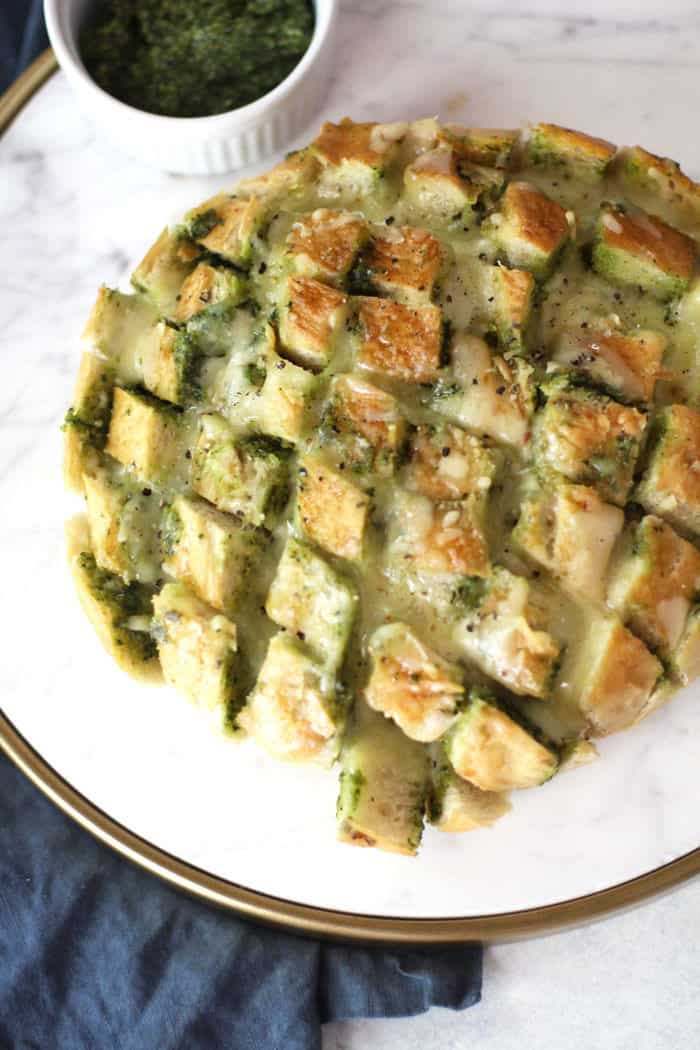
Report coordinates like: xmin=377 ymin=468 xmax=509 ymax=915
xmin=3 ymin=0 xmax=700 ymax=1043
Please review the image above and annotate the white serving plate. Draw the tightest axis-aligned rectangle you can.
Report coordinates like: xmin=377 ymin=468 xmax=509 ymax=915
xmin=1 ymin=56 xmax=698 ymax=943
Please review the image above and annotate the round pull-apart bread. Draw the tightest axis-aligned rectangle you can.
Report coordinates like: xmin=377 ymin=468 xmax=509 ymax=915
xmin=63 ymin=118 xmax=700 ymax=855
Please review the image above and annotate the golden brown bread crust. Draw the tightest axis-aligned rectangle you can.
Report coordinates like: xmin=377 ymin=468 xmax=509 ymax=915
xmin=356 ymin=297 xmax=442 ymax=382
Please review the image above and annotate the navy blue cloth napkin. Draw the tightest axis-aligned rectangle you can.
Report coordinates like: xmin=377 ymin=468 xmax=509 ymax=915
xmin=0 ymin=5 xmax=482 ymax=1048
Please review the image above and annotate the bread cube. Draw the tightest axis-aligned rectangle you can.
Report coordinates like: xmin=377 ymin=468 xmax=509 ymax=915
xmin=62 ymin=413 xmax=103 ymax=493
xmin=360 ymin=225 xmax=445 ymax=305
xmin=365 ymin=622 xmax=463 ymax=742
xmin=265 ymin=537 xmax=357 ymax=672
xmin=526 ymin=123 xmax=615 ymax=181
xmin=183 ymin=193 xmax=267 ymax=265
xmin=174 ymin=262 xmax=245 ymax=324
xmin=235 ymin=149 xmax=321 ymax=205
xmin=285 ymin=208 xmax=367 ymax=281
xmin=105 ymin=387 xmax=181 ymax=483
xmin=454 ymin=568 xmax=560 ymax=699
xmin=559 ymin=616 xmax=662 ymax=736
xmin=488 ymin=265 xmax=535 ymax=355
xmin=617 ymin=145 xmax=700 ymax=223
xmin=445 ymin=690 xmax=558 ymax=791
xmin=142 ymin=323 xmax=201 ymax=406
xmin=325 ymin=373 xmax=405 ymax=476
xmin=670 ymin=605 xmax=700 ymax=686
xmin=513 ymin=482 xmax=624 ymax=600
xmin=534 ymin=381 xmax=647 ymax=505
xmin=83 ymin=469 xmax=162 ymax=585
xmin=439 ymin=124 xmax=518 ymax=168
xmin=432 ymin=335 xmax=535 ymax=448
xmin=70 ymin=350 xmax=115 ymax=428
xmin=163 ymin=495 xmax=264 ymax=614
xmin=241 ymin=634 xmax=339 ymax=763
xmin=152 ymin=582 xmax=239 ymax=716
xmin=191 ymin=415 xmax=290 ymax=525
xmin=427 ymin=746 xmax=511 ymax=831
xmin=356 ymin=296 xmax=443 ymax=382
xmin=311 ymin=118 xmax=403 ymax=199
xmin=550 ymin=325 xmax=665 ymax=403
xmin=297 ymin=455 xmax=370 ymax=561
xmin=637 ymin=404 xmax=700 ymax=537
xmin=389 ymin=491 xmax=491 ymax=578
xmin=258 ymin=349 xmax=318 ymax=443
xmin=131 ymin=227 xmax=195 ymax=318
xmin=607 ymin=514 xmax=700 ymax=656
xmin=592 ymin=203 xmax=695 ymax=301
xmin=405 ymin=423 xmax=497 ymax=501
xmin=403 ymin=147 xmax=505 ymax=222
xmin=67 ymin=517 xmax=158 ymax=679
xmin=278 ymin=276 xmax=349 ymax=370
xmin=336 ymin=702 xmax=428 ymax=855
xmin=485 ymin=181 xmax=569 ymax=278
xmin=81 ymin=287 xmax=161 ymax=378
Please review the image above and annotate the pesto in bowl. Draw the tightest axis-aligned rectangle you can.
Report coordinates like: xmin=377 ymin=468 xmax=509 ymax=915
xmin=80 ymin=0 xmax=315 ymax=118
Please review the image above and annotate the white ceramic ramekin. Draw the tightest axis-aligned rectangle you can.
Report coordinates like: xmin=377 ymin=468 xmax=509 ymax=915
xmin=44 ymin=0 xmax=337 ymax=175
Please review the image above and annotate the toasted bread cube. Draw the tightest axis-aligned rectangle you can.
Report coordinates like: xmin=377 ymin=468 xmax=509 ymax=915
xmin=258 ymin=349 xmax=318 ymax=443
xmin=405 ymin=424 xmax=497 ymax=501
xmin=311 ymin=118 xmax=403 ymax=198
xmin=131 ymin=227 xmax=195 ymax=318
xmin=105 ymin=387 xmax=181 ymax=482
xmin=83 ymin=469 xmax=162 ymax=585
xmin=235 ymin=149 xmax=321 ymax=205
xmin=326 ymin=373 xmax=406 ymax=476
xmin=515 ymin=482 xmax=624 ymax=601
xmin=356 ymin=297 xmax=443 ymax=382
xmin=445 ymin=691 xmax=558 ymax=791
xmin=152 ymin=582 xmax=239 ymax=716
xmin=286 ymin=208 xmax=367 ymax=281
xmin=336 ymin=702 xmax=428 ymax=855
xmin=670 ymin=605 xmax=700 ymax=685
xmin=390 ymin=491 xmax=491 ymax=578
xmin=240 ymin=634 xmax=339 ymax=763
xmin=62 ymin=414 xmax=103 ymax=493
xmin=361 ymin=226 xmax=445 ymax=305
xmin=607 ymin=515 xmax=700 ymax=656
xmin=432 ymin=335 xmax=535 ymax=448
xmin=174 ymin=262 xmax=244 ymax=324
xmin=70 ymin=350 xmax=115 ymax=428
xmin=184 ymin=194 xmax=266 ymax=265
xmin=534 ymin=381 xmax=647 ymax=505
xmin=403 ymin=147 xmax=505 ymax=222
xmin=265 ymin=537 xmax=357 ymax=672
xmin=365 ymin=622 xmax=463 ymax=742
xmin=191 ymin=415 xmax=290 ymax=525
xmin=81 ymin=287 xmax=161 ymax=380
xmin=428 ymin=745 xmax=511 ymax=831
xmin=440 ymin=124 xmax=518 ymax=168
xmin=278 ymin=276 xmax=349 ymax=370
xmin=142 ymin=323 xmax=201 ymax=406
xmin=297 ymin=456 xmax=370 ymax=561
xmin=454 ymin=568 xmax=560 ymax=699
xmin=488 ymin=265 xmax=535 ymax=355
xmin=66 ymin=517 xmax=158 ymax=679
xmin=559 ymin=616 xmax=662 ymax=736
xmin=617 ymin=145 xmax=700 ymax=223
xmin=163 ymin=495 xmax=264 ymax=614
xmin=526 ymin=123 xmax=615 ymax=181
xmin=485 ymin=181 xmax=569 ymax=278
xmin=592 ymin=203 xmax=695 ymax=301
xmin=550 ymin=325 xmax=665 ymax=403
xmin=637 ymin=405 xmax=700 ymax=537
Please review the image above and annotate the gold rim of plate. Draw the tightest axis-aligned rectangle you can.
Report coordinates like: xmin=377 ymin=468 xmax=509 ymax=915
xmin=1 ymin=49 xmax=698 ymax=943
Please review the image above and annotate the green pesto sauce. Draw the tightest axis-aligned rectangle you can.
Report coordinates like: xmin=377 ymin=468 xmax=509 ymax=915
xmin=80 ymin=0 xmax=315 ymax=118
